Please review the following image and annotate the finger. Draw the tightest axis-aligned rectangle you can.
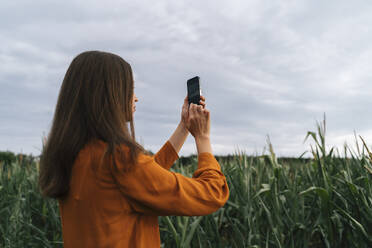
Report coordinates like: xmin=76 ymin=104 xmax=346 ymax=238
xmin=203 ymin=108 xmax=210 ymax=118
xmin=182 ymin=104 xmax=188 ymax=114
xmin=200 ymin=95 xmax=205 ymax=101
xmin=183 ymin=100 xmax=188 ymax=108
xmin=199 ymin=100 xmax=206 ymax=108
xmin=189 ymin=103 xmax=197 ymax=117
xmin=196 ymin=105 xmax=203 ymax=112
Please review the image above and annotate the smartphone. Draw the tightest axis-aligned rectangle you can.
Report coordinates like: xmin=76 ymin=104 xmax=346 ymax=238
xmin=187 ymin=76 xmax=201 ymax=105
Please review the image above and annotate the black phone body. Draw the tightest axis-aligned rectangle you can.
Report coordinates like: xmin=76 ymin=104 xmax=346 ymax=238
xmin=187 ymin=76 xmax=201 ymax=105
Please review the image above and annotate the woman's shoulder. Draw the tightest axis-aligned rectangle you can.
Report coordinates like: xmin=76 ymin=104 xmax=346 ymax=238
xmin=81 ymin=139 xmax=152 ymax=167
xmin=84 ymin=139 xmax=131 ymax=151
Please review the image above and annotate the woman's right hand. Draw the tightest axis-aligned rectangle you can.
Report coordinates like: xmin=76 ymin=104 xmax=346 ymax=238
xmin=186 ymin=103 xmax=210 ymax=139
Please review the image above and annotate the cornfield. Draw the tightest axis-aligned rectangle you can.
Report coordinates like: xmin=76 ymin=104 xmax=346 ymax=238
xmin=1 ymin=118 xmax=371 ymax=247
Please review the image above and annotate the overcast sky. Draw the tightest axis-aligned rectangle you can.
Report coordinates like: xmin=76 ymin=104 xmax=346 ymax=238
xmin=1 ymin=0 xmax=372 ymax=157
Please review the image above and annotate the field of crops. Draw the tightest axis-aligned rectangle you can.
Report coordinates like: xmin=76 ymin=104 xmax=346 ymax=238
xmin=1 ymin=120 xmax=371 ymax=247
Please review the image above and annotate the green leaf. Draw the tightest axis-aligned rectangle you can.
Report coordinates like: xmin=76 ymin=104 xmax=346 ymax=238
xmin=182 ymin=216 xmax=203 ymax=248
xmin=253 ymin=184 xmax=271 ymax=199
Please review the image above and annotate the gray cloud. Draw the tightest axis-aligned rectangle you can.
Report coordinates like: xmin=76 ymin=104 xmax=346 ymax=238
xmin=1 ymin=0 xmax=372 ymax=157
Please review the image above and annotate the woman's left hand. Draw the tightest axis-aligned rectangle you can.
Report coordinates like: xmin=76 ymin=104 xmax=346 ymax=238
xmin=181 ymin=95 xmax=206 ymax=128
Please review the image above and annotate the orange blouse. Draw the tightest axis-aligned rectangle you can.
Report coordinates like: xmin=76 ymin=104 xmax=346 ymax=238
xmin=58 ymin=139 xmax=230 ymax=247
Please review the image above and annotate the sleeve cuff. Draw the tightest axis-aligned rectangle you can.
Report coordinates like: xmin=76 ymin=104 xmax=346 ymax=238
xmin=165 ymin=140 xmax=179 ymax=160
xmin=153 ymin=140 xmax=179 ymax=170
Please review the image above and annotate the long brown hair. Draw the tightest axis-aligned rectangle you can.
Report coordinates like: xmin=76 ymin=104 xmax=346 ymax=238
xmin=38 ymin=50 xmax=147 ymax=200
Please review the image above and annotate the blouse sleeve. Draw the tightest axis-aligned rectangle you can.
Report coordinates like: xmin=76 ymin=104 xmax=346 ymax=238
xmin=153 ymin=140 xmax=179 ymax=170
xmin=111 ymin=151 xmax=229 ymax=216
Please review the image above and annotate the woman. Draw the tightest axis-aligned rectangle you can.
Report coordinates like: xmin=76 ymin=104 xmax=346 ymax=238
xmin=38 ymin=50 xmax=229 ymax=247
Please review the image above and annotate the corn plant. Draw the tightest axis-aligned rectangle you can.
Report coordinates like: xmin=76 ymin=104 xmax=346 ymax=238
xmin=1 ymin=115 xmax=371 ymax=247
